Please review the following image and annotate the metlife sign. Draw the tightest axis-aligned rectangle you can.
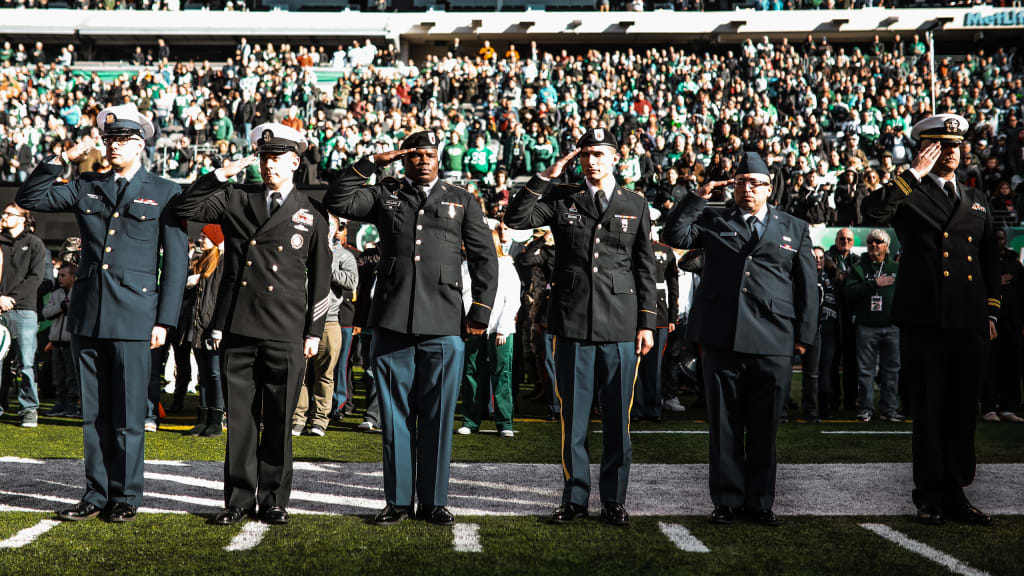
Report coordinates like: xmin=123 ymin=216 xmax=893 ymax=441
xmin=963 ymin=10 xmax=1024 ymax=27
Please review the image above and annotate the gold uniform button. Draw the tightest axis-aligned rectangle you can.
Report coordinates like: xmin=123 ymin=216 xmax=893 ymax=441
xmin=596 ymin=224 xmax=602 ymax=230
xmin=595 ymin=238 xmax=601 ymax=244
xmin=267 ymin=286 xmax=274 ymax=292
xmin=104 ymin=247 xmax=112 ymax=253
xmin=943 ymin=252 xmax=949 ymax=258
xmin=419 ymin=210 xmax=425 ymax=215
xmin=241 ymin=281 xmax=248 ymax=287
xmin=967 ymin=256 xmax=973 ymax=262
xmin=968 ymin=236 xmax=973 ymax=243
xmin=417 ymin=225 xmax=423 ymax=230
xmin=142 ymin=288 xmax=148 ymax=292
xmin=108 ymin=229 xmax=116 ymax=235
xmin=414 ymin=255 xmax=421 ymax=262
xmin=594 ymin=252 xmax=599 ymax=258
xmin=272 ymin=265 xmax=278 ymax=272
xmin=745 ymin=271 xmax=751 ymax=277
xmin=140 ymin=216 xmax=146 ymax=220
xmin=101 ymin=264 xmax=109 ymax=270
xmin=246 ymin=260 xmax=252 ymax=266
xmin=277 ymin=246 xmax=284 ymax=252
xmin=943 ymin=271 xmax=950 ymax=277
xmin=250 ymin=240 xmax=257 ymax=246
xmin=415 ymin=239 xmax=422 ymax=245
xmin=593 ymin=266 xmax=599 ymax=273
xmin=113 ymin=212 xmax=119 ymax=218
xmin=943 ymin=232 xmax=949 ymax=238
xmin=742 ymin=287 xmax=750 ymax=293
xmin=968 ymin=275 xmax=973 ymax=281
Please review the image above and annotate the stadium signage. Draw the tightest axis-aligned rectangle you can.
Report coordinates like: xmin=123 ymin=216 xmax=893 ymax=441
xmin=963 ymin=10 xmax=1024 ymax=27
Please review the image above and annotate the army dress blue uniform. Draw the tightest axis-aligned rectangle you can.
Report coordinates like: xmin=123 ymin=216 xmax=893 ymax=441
xmin=504 ymin=146 xmax=658 ymax=513
xmin=324 ymin=144 xmax=497 ymax=516
xmin=177 ymin=162 xmax=331 ymax=516
xmin=664 ymin=161 xmax=817 ymax=514
xmin=17 ymin=155 xmax=188 ymax=511
xmin=634 ymin=240 xmax=679 ymax=420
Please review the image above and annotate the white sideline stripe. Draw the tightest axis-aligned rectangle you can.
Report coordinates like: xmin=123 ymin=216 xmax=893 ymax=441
xmin=448 ymin=477 xmax=555 ymax=497
xmin=144 ymin=460 xmax=189 ymax=466
xmin=658 ymin=522 xmax=710 ymax=553
xmin=0 ymin=505 xmax=42 ymax=513
xmin=594 ymin=430 xmax=709 ymax=435
xmin=224 ymin=522 xmax=269 ymax=552
xmin=860 ymin=523 xmax=991 ymax=576
xmin=453 ymin=523 xmax=482 ymax=553
xmin=821 ymin=431 xmax=912 ymax=435
xmin=0 ymin=490 xmax=77 ymax=505
xmin=0 ymin=520 xmax=59 ymax=549
xmin=0 ymin=457 xmax=45 ymax=464
xmin=145 ymin=472 xmax=222 ymax=490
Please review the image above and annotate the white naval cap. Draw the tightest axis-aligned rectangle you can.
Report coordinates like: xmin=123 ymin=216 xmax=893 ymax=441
xmin=910 ymin=113 xmax=969 ymax=143
xmin=250 ymin=122 xmax=308 ymax=155
xmin=97 ymin=103 xmax=155 ymax=140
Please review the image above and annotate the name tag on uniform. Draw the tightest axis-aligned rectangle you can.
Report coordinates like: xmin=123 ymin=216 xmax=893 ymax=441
xmin=562 ymin=212 xmax=582 ymax=225
xmin=782 ymin=235 xmax=792 ymax=242
xmin=383 ymin=197 xmax=402 ymax=210
xmin=87 ymin=193 xmax=102 ymax=200
xmin=720 ymin=231 xmax=737 ymax=237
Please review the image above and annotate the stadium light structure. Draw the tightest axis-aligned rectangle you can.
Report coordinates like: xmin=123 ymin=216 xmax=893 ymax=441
xmin=922 ymin=18 xmax=953 ymax=115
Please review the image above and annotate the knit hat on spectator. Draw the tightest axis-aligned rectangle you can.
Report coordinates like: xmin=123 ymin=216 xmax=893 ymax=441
xmin=97 ymin=103 xmax=155 ymax=140
xmin=250 ymin=122 xmax=307 ymax=155
xmin=576 ymin=128 xmax=618 ymax=151
xmin=201 ymin=224 xmax=224 ymax=246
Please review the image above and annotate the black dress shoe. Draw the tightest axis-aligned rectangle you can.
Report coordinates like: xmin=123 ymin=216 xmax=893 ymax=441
xmin=373 ymin=504 xmax=412 ymax=526
xmin=948 ymin=503 xmax=992 ymax=526
xmin=108 ymin=502 xmax=138 ymax=523
xmin=550 ymin=503 xmax=588 ymax=524
xmin=916 ymin=504 xmax=944 ymax=526
xmin=57 ymin=500 xmax=102 ymax=521
xmin=261 ymin=506 xmax=289 ymax=525
xmin=752 ymin=509 xmax=779 ymax=526
xmin=599 ymin=502 xmax=630 ymax=526
xmin=710 ymin=506 xmax=735 ymax=524
xmin=418 ymin=506 xmax=455 ymax=526
xmin=213 ymin=506 xmax=252 ymax=526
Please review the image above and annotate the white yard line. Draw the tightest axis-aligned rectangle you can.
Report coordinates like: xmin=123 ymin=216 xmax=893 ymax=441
xmin=0 ymin=457 xmax=45 ymax=464
xmin=594 ymin=430 xmax=709 ymax=434
xmin=452 ymin=523 xmax=482 ymax=552
xmin=860 ymin=523 xmax=991 ymax=576
xmin=0 ymin=520 xmax=59 ymax=549
xmin=658 ymin=522 xmax=710 ymax=553
xmin=224 ymin=522 xmax=270 ymax=552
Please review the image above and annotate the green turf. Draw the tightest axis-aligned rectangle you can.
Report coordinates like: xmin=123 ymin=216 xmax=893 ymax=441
xmin=0 ymin=513 xmax=1020 ymax=576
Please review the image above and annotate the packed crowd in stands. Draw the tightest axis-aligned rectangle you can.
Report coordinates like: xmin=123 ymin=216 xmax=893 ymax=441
xmin=1 ymin=34 xmax=1024 ymax=431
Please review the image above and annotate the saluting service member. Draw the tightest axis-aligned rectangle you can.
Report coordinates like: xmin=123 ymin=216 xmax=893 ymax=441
xmin=863 ymin=114 xmax=999 ymax=526
xmin=634 ymin=233 xmax=680 ymax=421
xmin=504 ymin=128 xmax=657 ymax=527
xmin=325 ymin=131 xmax=497 ymax=527
xmin=18 ymin=103 xmax=188 ymax=522
xmin=177 ymin=123 xmax=331 ymax=526
xmin=663 ymin=151 xmax=817 ymax=526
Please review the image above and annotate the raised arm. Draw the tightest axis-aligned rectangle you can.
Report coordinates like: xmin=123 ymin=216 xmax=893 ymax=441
xmin=503 ymin=149 xmax=579 ymax=230
xmin=323 ymin=150 xmax=411 ymax=221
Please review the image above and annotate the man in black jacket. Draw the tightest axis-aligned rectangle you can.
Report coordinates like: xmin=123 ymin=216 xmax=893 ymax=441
xmin=177 ymin=122 xmax=331 ymax=527
xmin=505 ymin=128 xmax=657 ymax=527
xmin=863 ymin=114 xmax=999 ymax=527
xmin=0 ymin=202 xmax=49 ymax=427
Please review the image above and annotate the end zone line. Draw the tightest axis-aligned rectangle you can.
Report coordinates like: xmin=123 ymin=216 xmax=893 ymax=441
xmin=658 ymin=522 xmax=710 ymax=553
xmin=859 ymin=523 xmax=991 ymax=576
xmin=453 ymin=523 xmax=482 ymax=552
xmin=0 ymin=520 xmax=60 ymax=549
xmin=224 ymin=522 xmax=270 ymax=552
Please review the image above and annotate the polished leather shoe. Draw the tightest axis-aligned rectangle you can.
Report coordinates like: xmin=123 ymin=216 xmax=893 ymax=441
xmin=261 ymin=506 xmax=289 ymax=525
xmin=57 ymin=500 xmax=102 ymax=521
xmin=948 ymin=503 xmax=992 ymax=526
xmin=710 ymin=506 xmax=735 ymax=524
xmin=418 ymin=506 xmax=455 ymax=526
xmin=916 ymin=504 xmax=945 ymax=526
xmin=373 ymin=504 xmax=412 ymax=526
xmin=752 ymin=509 xmax=779 ymax=526
xmin=213 ymin=506 xmax=252 ymax=526
xmin=108 ymin=502 xmax=138 ymax=523
xmin=600 ymin=502 xmax=630 ymax=527
xmin=550 ymin=503 xmax=588 ymax=524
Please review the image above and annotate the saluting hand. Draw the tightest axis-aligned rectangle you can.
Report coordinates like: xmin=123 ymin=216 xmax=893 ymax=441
xmin=66 ymin=137 xmax=94 ymax=163
xmin=150 ymin=325 xmax=167 ymax=350
xmin=373 ymin=148 xmax=412 ymax=165
xmin=697 ymin=179 xmax=734 ymax=200
xmin=636 ymin=329 xmax=654 ymax=356
xmin=540 ymin=149 xmax=580 ymax=180
xmin=220 ymin=154 xmax=259 ymax=179
xmin=910 ymin=141 xmax=942 ymax=177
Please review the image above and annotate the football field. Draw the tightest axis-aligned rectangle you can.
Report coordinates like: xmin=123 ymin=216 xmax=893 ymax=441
xmin=1 ymin=378 xmax=1023 ymax=576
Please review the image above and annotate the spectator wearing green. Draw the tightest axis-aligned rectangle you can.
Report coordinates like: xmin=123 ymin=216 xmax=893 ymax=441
xmin=466 ymin=135 xmax=496 ymax=182
xmin=441 ymin=131 xmax=468 ymax=179
xmin=213 ymin=108 xmax=234 ymax=143
xmin=528 ymin=132 xmax=558 ymax=175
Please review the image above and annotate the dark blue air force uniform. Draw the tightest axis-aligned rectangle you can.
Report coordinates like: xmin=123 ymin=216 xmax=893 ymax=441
xmin=18 ymin=161 xmax=188 ymax=508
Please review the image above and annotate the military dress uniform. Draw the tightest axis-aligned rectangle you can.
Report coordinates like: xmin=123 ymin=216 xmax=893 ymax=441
xmin=663 ymin=152 xmax=818 ymax=518
xmin=176 ymin=124 xmax=331 ymax=520
xmin=504 ymin=129 xmax=658 ymax=522
xmin=634 ymin=240 xmax=679 ymax=420
xmin=863 ymin=115 xmax=999 ymax=523
xmin=324 ymin=132 xmax=497 ymax=523
xmin=17 ymin=104 xmax=188 ymax=514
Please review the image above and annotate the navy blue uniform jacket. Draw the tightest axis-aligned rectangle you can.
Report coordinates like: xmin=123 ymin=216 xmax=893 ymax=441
xmin=663 ymin=193 xmax=818 ymax=355
xmin=17 ymin=161 xmax=188 ymax=340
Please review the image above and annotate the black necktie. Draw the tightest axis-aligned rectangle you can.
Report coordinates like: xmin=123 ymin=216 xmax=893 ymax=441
xmin=269 ymin=191 xmax=282 ymax=216
xmin=115 ymin=178 xmax=128 ymax=204
xmin=747 ymin=216 xmax=760 ymax=242
xmin=417 ymin=186 xmax=428 ymax=205
xmin=595 ymin=189 xmax=608 ymax=215
xmin=943 ymin=181 xmax=960 ymax=211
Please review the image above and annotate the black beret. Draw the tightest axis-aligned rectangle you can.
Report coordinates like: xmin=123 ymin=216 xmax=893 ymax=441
xmin=401 ymin=130 xmax=439 ymax=150
xmin=736 ymin=151 xmax=770 ymax=176
xmin=577 ymin=128 xmax=618 ymax=150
